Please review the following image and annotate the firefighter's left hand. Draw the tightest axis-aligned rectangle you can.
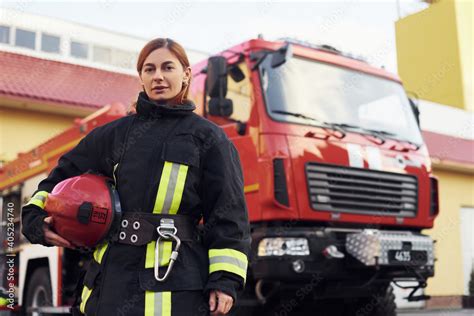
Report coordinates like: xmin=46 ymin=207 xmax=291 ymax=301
xmin=209 ymin=290 xmax=233 ymax=315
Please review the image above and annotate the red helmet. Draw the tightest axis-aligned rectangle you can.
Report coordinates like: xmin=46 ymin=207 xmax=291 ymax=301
xmin=44 ymin=173 xmax=122 ymax=248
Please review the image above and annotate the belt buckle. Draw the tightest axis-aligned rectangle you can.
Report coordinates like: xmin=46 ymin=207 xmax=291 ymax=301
xmin=157 ymin=218 xmax=177 ymax=237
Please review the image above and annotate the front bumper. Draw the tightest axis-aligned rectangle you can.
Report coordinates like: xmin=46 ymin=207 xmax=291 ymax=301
xmin=250 ymin=226 xmax=435 ymax=282
xmin=345 ymin=229 xmax=435 ymax=266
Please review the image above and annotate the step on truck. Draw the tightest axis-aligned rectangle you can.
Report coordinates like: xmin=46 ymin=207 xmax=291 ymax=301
xmin=0 ymin=38 xmax=438 ymax=315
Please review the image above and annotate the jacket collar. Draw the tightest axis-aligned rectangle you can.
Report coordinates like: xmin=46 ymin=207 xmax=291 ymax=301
xmin=136 ymin=91 xmax=196 ymax=118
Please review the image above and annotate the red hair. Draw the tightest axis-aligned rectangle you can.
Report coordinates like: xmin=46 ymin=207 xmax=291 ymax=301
xmin=136 ymin=38 xmax=191 ymax=106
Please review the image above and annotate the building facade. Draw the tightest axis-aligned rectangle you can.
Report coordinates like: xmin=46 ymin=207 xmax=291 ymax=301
xmin=396 ymin=0 xmax=474 ymax=309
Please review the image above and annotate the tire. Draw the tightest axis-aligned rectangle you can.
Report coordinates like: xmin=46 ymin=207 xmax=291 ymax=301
xmin=247 ymin=284 xmax=397 ymax=316
xmin=348 ymin=284 xmax=397 ymax=316
xmin=24 ymin=267 xmax=53 ymax=316
xmin=371 ymin=284 xmax=397 ymax=316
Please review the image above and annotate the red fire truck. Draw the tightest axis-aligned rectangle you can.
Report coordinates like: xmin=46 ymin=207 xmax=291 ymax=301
xmin=0 ymin=38 xmax=438 ymax=315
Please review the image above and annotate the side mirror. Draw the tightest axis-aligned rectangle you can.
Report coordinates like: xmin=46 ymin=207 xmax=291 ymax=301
xmin=271 ymin=43 xmax=293 ymax=68
xmin=409 ymin=98 xmax=420 ymax=127
xmin=208 ymin=98 xmax=233 ymax=117
xmin=229 ymin=64 xmax=245 ymax=83
xmin=206 ymin=56 xmax=228 ymax=98
xmin=206 ymin=56 xmax=233 ymax=117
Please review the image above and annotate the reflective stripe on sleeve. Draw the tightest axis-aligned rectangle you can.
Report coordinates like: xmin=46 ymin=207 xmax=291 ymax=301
xmin=25 ymin=191 xmax=48 ymax=209
xmin=209 ymin=248 xmax=248 ymax=282
xmin=79 ymin=286 xmax=93 ymax=314
xmin=145 ymin=291 xmax=172 ymax=316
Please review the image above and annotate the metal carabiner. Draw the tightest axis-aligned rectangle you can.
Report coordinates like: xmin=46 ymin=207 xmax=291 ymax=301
xmin=154 ymin=219 xmax=181 ymax=282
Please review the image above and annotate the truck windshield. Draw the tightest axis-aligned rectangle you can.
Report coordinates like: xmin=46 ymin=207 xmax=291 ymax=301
xmin=260 ymin=55 xmax=423 ymax=145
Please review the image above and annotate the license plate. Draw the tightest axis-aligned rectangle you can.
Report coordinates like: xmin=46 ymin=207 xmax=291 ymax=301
xmin=388 ymin=250 xmax=427 ymax=265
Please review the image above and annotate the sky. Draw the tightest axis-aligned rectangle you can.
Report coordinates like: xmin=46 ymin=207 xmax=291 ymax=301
xmin=0 ymin=0 xmax=428 ymax=74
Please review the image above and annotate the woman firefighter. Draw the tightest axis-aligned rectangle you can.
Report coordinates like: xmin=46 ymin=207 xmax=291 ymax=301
xmin=21 ymin=38 xmax=251 ymax=316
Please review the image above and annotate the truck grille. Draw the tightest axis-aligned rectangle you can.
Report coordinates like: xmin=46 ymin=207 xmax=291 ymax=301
xmin=306 ymin=163 xmax=418 ymax=217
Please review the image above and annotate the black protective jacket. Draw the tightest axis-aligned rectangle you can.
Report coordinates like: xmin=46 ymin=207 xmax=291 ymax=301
xmin=22 ymin=92 xmax=251 ymax=315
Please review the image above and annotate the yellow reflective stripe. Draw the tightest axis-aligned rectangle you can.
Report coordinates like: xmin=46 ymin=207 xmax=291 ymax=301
xmin=145 ymin=240 xmax=173 ymax=268
xmin=25 ymin=191 xmax=48 ymax=209
xmin=160 ymin=241 xmax=172 ymax=267
xmin=209 ymin=255 xmax=247 ymax=270
xmin=209 ymin=248 xmax=248 ymax=282
xmin=162 ymin=291 xmax=171 ymax=316
xmin=145 ymin=241 xmax=156 ymax=269
xmin=153 ymin=162 xmax=173 ymax=214
xmin=209 ymin=248 xmax=248 ymax=263
xmin=168 ymin=164 xmax=188 ymax=215
xmin=145 ymin=291 xmax=154 ymax=316
xmin=144 ymin=291 xmax=171 ymax=316
xmin=93 ymin=243 xmax=108 ymax=264
xmin=209 ymin=262 xmax=247 ymax=281
xmin=79 ymin=286 xmax=92 ymax=314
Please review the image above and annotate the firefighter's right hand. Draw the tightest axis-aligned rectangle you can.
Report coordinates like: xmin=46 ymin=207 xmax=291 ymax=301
xmin=43 ymin=216 xmax=75 ymax=249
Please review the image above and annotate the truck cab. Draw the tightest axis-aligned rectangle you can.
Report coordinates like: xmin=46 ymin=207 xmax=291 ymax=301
xmin=190 ymin=38 xmax=438 ymax=315
xmin=0 ymin=38 xmax=439 ymax=315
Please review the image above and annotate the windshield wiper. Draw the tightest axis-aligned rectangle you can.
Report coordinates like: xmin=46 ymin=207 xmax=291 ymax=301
xmin=273 ymin=113 xmax=420 ymax=150
xmin=329 ymin=122 xmax=360 ymax=130
xmin=318 ymin=122 xmax=388 ymax=144
xmin=346 ymin=127 xmax=420 ymax=150
xmin=272 ymin=110 xmax=347 ymax=138
xmin=272 ymin=110 xmax=320 ymax=121
xmin=401 ymin=139 xmax=421 ymax=150
xmin=364 ymin=128 xmax=396 ymax=137
xmin=367 ymin=129 xmax=419 ymax=148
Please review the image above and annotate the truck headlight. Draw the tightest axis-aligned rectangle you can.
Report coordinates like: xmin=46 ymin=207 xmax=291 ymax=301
xmin=258 ymin=237 xmax=310 ymax=256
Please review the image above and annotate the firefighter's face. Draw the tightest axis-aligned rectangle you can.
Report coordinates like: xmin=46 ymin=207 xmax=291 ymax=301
xmin=139 ymin=48 xmax=191 ymax=104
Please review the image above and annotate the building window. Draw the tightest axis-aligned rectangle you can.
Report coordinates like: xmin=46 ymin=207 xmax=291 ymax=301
xmin=71 ymin=41 xmax=88 ymax=59
xmin=227 ymin=63 xmax=252 ymax=123
xmin=111 ymin=49 xmax=135 ymax=69
xmin=41 ymin=33 xmax=60 ymax=53
xmin=0 ymin=25 xmax=10 ymax=44
xmin=93 ymin=45 xmax=112 ymax=64
xmin=15 ymin=28 xmax=36 ymax=50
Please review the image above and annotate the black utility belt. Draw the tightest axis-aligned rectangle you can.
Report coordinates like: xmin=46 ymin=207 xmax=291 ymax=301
xmin=115 ymin=213 xmax=197 ymax=246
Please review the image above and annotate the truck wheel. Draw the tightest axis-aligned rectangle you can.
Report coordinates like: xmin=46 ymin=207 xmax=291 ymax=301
xmin=24 ymin=267 xmax=53 ymax=316
xmin=350 ymin=284 xmax=397 ymax=316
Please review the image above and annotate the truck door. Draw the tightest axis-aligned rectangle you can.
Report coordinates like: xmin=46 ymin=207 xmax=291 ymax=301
xmin=205 ymin=61 xmax=261 ymax=221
